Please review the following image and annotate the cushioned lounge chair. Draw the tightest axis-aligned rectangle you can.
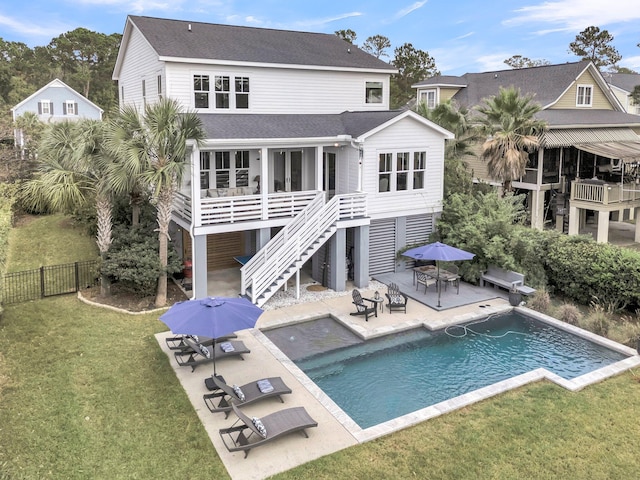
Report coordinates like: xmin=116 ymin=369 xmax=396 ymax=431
xmin=385 ymin=282 xmax=408 ymax=313
xmin=350 ymin=289 xmax=377 ymax=321
xmin=174 ymin=338 xmax=250 ymax=372
xmin=165 ymin=333 xmax=236 ymax=351
xmin=219 ymin=403 xmax=318 ymax=458
xmin=203 ymin=376 xmax=292 ymax=418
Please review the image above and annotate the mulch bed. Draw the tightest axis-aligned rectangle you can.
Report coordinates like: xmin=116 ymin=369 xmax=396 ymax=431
xmin=81 ymin=281 xmax=189 ymax=312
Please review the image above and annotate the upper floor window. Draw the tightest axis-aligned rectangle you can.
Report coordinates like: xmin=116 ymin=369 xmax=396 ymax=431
xmin=215 ymin=76 xmax=230 ymax=109
xmin=420 ymin=90 xmax=436 ymax=109
xmin=38 ymin=100 xmax=52 ymax=115
xmin=235 ymin=77 xmax=249 ymax=109
xmin=64 ymin=101 xmax=77 ymax=115
xmin=142 ymin=79 xmax=147 ymax=108
xmin=200 ymin=151 xmax=211 ymax=189
xmin=379 ymin=149 xmax=428 ymax=192
xmin=157 ymin=75 xmax=163 ymax=99
xmin=576 ymin=85 xmax=593 ymax=106
xmin=194 ymin=75 xmax=210 ymax=108
xmin=366 ymin=81 xmax=383 ymax=104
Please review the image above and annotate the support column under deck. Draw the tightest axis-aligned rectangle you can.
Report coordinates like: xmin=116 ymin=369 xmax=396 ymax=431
xmin=596 ymin=210 xmax=610 ymax=243
xmin=328 ymin=228 xmax=346 ymax=292
xmin=191 ymin=234 xmax=208 ymax=299
xmin=568 ymin=205 xmax=580 ymax=235
xmin=353 ymin=225 xmax=369 ymax=289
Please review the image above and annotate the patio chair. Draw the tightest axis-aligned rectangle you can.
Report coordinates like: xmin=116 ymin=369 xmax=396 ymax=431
xmin=443 ymin=264 xmax=461 ymax=294
xmin=165 ymin=333 xmax=237 ymax=351
xmin=203 ymin=376 xmax=293 ymax=418
xmin=174 ymin=338 xmax=250 ymax=372
xmin=219 ymin=403 xmax=318 ymax=458
xmin=385 ymin=282 xmax=408 ymax=313
xmin=350 ymin=289 xmax=377 ymax=321
xmin=415 ymin=271 xmax=436 ymax=293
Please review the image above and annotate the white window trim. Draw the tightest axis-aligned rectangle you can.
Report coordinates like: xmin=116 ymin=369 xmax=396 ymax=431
xmin=576 ymin=84 xmax=593 ymax=107
xmin=419 ymin=89 xmax=437 ymax=109
xmin=365 ymin=79 xmax=384 ymax=105
xmin=40 ymin=99 xmax=51 ymax=115
xmin=377 ymin=148 xmax=429 ymax=193
xmin=65 ymin=100 xmax=76 ymax=115
xmin=192 ymin=71 xmax=251 ymax=111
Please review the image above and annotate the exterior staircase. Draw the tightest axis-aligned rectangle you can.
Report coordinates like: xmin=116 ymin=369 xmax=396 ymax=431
xmin=240 ymin=192 xmax=365 ymax=307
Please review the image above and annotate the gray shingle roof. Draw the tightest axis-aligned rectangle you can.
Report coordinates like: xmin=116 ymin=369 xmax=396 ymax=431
xmin=197 ymin=111 xmax=404 ymax=140
xmin=416 ymin=61 xmax=593 ymax=108
xmin=606 ymin=73 xmax=640 ymax=93
xmin=128 ymin=16 xmax=394 ymax=71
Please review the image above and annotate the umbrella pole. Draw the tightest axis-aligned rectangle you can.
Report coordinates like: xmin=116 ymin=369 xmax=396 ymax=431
xmin=437 ymin=261 xmax=442 ymax=307
xmin=212 ymin=339 xmax=217 ymax=377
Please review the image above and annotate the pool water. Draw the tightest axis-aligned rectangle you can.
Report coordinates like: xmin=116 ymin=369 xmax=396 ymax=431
xmin=265 ymin=311 xmax=629 ymax=429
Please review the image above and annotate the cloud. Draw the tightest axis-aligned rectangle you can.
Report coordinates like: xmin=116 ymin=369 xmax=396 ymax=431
xmin=620 ymin=55 xmax=640 ymax=71
xmin=454 ymin=32 xmax=475 ymax=41
xmin=393 ymin=1 xmax=427 ymax=20
xmin=505 ymin=0 xmax=640 ymax=33
xmin=0 ymin=13 xmax=71 ymax=38
xmin=288 ymin=11 xmax=363 ymax=29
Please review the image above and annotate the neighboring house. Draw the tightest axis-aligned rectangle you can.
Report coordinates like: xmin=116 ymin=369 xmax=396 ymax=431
xmin=605 ymin=72 xmax=640 ymax=115
xmin=11 ymin=78 xmax=104 ymax=148
xmin=413 ymin=60 xmax=640 ymax=244
xmin=113 ymin=15 xmax=453 ymax=305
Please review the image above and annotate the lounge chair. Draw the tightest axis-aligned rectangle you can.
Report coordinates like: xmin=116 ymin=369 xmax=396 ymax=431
xmin=350 ymin=289 xmax=377 ymax=321
xmin=415 ymin=271 xmax=436 ymax=293
xmin=203 ymin=376 xmax=292 ymax=418
xmin=385 ymin=282 xmax=408 ymax=313
xmin=219 ymin=403 xmax=318 ymax=458
xmin=165 ymin=333 xmax=236 ymax=351
xmin=174 ymin=338 xmax=250 ymax=372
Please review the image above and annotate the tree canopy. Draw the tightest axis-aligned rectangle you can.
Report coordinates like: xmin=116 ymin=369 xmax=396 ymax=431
xmin=569 ymin=26 xmax=621 ymax=69
xmin=504 ymin=55 xmax=550 ymax=69
xmin=392 ymin=43 xmax=439 ymax=108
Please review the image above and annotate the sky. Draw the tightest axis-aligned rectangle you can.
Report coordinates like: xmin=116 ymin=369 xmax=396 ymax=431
xmin=1 ymin=0 xmax=640 ymax=75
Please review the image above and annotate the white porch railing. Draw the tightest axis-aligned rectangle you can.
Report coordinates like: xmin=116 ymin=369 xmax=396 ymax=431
xmin=172 ymin=191 xmax=318 ymax=225
xmin=241 ymin=192 xmax=367 ymax=306
xmin=571 ymin=181 xmax=640 ymax=205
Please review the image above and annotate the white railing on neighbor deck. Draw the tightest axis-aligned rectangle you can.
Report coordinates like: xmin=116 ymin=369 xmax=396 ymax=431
xmin=571 ymin=181 xmax=640 ymax=205
xmin=241 ymin=192 xmax=367 ymax=305
xmin=172 ymin=191 xmax=319 ymax=225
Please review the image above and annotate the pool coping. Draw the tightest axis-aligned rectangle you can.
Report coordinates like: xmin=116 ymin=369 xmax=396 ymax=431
xmin=255 ymin=305 xmax=640 ymax=443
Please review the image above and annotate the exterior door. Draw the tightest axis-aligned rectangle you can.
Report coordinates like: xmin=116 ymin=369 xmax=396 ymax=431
xmin=323 ymin=152 xmax=336 ymax=199
xmin=273 ymin=150 xmax=303 ymax=192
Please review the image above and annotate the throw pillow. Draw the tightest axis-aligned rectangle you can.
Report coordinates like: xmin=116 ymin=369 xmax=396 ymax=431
xmin=199 ymin=344 xmax=211 ymax=358
xmin=232 ymin=384 xmax=245 ymax=401
xmin=252 ymin=417 xmax=267 ymax=438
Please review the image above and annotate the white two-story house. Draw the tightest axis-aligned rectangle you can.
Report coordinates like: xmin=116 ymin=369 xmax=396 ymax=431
xmin=113 ymin=15 xmax=452 ymax=305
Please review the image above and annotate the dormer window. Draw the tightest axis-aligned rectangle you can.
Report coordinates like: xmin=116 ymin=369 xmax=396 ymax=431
xmin=366 ymin=81 xmax=383 ymax=104
xmin=576 ymin=85 xmax=593 ymax=107
xmin=420 ymin=90 xmax=437 ymax=109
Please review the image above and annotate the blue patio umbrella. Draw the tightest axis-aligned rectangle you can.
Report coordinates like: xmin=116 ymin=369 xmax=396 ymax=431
xmin=159 ymin=296 xmax=263 ymax=375
xmin=402 ymin=242 xmax=475 ymax=307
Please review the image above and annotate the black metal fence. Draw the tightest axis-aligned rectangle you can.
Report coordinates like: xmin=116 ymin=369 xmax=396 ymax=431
xmin=3 ymin=260 xmax=99 ymax=305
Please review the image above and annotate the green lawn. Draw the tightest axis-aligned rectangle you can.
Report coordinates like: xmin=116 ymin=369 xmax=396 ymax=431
xmin=2 ymin=215 xmax=640 ymax=479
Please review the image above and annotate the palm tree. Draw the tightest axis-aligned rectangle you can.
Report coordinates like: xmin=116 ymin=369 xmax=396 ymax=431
xmin=415 ymin=99 xmax=480 ymax=160
xmin=21 ymin=119 xmax=114 ymax=295
xmin=476 ymin=86 xmax=547 ymax=194
xmin=106 ymin=98 xmax=204 ymax=307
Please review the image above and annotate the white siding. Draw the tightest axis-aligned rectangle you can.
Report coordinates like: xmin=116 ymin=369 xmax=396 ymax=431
xmin=118 ymin=27 xmax=165 ymax=109
xmin=165 ymin=63 xmax=390 ymax=114
xmin=361 ymin=117 xmax=445 ymax=219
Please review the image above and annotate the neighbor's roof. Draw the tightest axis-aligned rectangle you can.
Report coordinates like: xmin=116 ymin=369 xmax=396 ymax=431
xmin=125 ymin=16 xmax=395 ymax=72
xmin=412 ymin=61 xmax=619 ymax=109
xmin=197 ymin=111 xmax=405 ymax=140
xmin=605 ymin=73 xmax=640 ymax=93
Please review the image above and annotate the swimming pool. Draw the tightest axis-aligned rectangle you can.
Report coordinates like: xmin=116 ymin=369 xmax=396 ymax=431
xmin=264 ymin=311 xmax=631 ymax=429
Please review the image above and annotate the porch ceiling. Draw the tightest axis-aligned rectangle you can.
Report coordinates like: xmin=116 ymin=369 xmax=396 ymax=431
xmin=575 ymin=141 xmax=640 ymax=162
xmin=540 ymin=127 xmax=640 ymax=148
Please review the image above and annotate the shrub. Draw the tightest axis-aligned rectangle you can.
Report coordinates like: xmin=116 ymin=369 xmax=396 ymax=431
xmin=608 ymin=318 xmax=640 ymax=349
xmin=584 ymin=303 xmax=610 ymax=337
xmin=527 ymin=287 xmax=551 ymax=314
xmin=556 ymin=303 xmax=583 ymax=326
xmin=0 ymin=184 xmax=16 ymax=316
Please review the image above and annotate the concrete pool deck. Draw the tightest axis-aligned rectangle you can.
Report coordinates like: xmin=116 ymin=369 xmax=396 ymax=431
xmin=156 ymin=285 xmax=640 ymax=480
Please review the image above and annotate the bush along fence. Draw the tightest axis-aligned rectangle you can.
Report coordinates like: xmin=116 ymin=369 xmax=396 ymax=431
xmin=3 ymin=260 xmax=99 ymax=305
